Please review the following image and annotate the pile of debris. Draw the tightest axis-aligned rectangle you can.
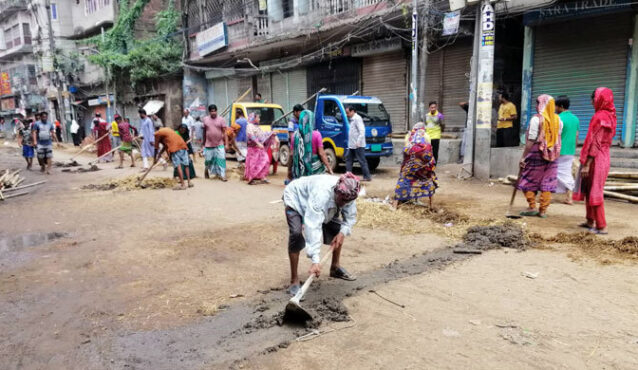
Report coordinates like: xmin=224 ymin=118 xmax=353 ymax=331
xmin=499 ymin=171 xmax=638 ymax=204
xmin=0 ymin=169 xmax=46 ymax=202
xmin=82 ymin=175 xmax=175 ymax=191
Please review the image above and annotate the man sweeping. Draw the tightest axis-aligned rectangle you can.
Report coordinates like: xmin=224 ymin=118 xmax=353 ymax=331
xmin=283 ymin=173 xmax=360 ymax=296
xmin=154 ymin=127 xmax=193 ymax=190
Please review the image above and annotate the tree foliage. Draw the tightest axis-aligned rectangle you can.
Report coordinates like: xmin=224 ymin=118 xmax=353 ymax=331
xmin=86 ymin=0 xmax=182 ymax=86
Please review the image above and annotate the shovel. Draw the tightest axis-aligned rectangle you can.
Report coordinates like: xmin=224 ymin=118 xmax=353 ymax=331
xmin=505 ymin=168 xmax=523 ymax=219
xmin=284 ymin=246 xmax=334 ymax=323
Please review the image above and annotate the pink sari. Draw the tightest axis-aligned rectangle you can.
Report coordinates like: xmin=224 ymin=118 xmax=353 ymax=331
xmin=244 ymin=123 xmax=274 ymax=181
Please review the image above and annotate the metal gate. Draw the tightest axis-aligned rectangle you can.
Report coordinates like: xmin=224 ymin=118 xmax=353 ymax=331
xmin=307 ymin=58 xmax=361 ymax=107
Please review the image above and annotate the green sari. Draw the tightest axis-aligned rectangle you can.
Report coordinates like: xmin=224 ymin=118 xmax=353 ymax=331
xmin=291 ymin=110 xmax=324 ymax=179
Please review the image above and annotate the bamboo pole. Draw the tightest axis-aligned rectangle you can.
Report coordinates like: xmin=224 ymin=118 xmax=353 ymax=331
xmin=604 ymin=190 xmax=638 ymax=203
xmin=271 ymin=87 xmax=327 ymax=125
xmin=607 ymin=172 xmax=638 ymax=180
xmin=220 ymin=88 xmax=252 ymax=118
xmin=604 ymin=185 xmax=638 ymax=191
xmin=68 ymin=132 xmax=110 ymax=162
xmin=2 ymin=180 xmax=47 ymax=192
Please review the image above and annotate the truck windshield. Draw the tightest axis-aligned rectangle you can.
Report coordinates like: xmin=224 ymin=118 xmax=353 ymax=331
xmin=246 ymin=107 xmax=285 ymax=126
xmin=345 ymin=103 xmax=390 ymax=126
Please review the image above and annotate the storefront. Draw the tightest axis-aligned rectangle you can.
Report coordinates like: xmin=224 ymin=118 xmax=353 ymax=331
xmin=523 ymin=1 xmax=638 ymax=146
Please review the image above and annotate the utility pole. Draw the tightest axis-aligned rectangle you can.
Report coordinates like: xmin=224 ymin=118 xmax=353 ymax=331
xmin=410 ymin=0 xmax=419 ymax=127
xmin=472 ymin=0 xmax=496 ymax=179
xmin=45 ymin=0 xmax=70 ymax=140
xmin=462 ymin=8 xmax=482 ymax=177
xmin=101 ymin=27 xmax=112 ymax=122
xmin=417 ymin=0 xmax=430 ymax=120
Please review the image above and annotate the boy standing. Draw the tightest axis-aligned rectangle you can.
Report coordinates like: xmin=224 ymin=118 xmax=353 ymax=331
xmin=17 ymin=119 xmax=35 ymax=169
xmin=32 ymin=112 xmax=56 ymax=174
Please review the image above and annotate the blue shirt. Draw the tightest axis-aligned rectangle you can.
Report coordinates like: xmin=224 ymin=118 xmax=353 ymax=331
xmin=288 ymin=116 xmax=299 ymax=132
xmin=236 ymin=117 xmax=247 ymax=143
xmin=34 ymin=120 xmax=54 ymax=146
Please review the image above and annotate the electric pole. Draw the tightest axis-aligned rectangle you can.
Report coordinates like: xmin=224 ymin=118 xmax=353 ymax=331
xmin=45 ymin=0 xmax=71 ymax=140
xmin=417 ymin=0 xmax=430 ymax=120
xmin=410 ymin=0 xmax=419 ymax=127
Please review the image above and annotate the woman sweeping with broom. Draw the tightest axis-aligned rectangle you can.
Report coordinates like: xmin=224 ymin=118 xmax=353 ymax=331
xmin=573 ymin=88 xmax=617 ymax=235
xmin=517 ymin=94 xmax=563 ymax=218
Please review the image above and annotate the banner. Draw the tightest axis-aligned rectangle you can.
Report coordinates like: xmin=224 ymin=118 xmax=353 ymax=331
xmin=0 ymin=72 xmax=11 ymax=95
xmin=442 ymin=11 xmax=461 ymax=36
xmin=196 ymin=22 xmax=228 ymax=57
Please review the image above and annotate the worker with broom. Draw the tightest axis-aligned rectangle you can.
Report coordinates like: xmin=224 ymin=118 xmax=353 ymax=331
xmin=283 ymin=173 xmax=360 ymax=296
xmin=153 ymin=127 xmax=193 ymax=190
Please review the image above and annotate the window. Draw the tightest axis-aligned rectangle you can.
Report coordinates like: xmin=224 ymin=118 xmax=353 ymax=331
xmin=245 ymin=107 xmax=284 ymax=126
xmin=3 ymin=29 xmax=12 ymax=49
xmin=85 ymin=0 xmax=111 ymax=15
xmin=22 ymin=24 xmax=31 ymax=45
xmin=4 ymin=25 xmax=20 ymax=49
xmin=28 ymin=65 xmax=37 ymax=85
xmin=344 ymin=103 xmax=390 ymax=126
xmin=282 ymin=0 xmax=294 ymax=18
xmin=51 ymin=3 xmax=58 ymax=20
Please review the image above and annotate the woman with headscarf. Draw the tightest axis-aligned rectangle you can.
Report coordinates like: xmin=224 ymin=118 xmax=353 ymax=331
xmin=289 ymin=109 xmax=334 ymax=181
xmin=517 ymin=94 xmax=563 ymax=218
xmin=244 ymin=113 xmax=276 ymax=184
xmin=403 ymin=122 xmax=430 ymax=148
xmin=393 ymin=127 xmax=438 ymax=209
xmin=93 ymin=118 xmax=113 ymax=162
xmin=573 ymin=88 xmax=617 ymax=234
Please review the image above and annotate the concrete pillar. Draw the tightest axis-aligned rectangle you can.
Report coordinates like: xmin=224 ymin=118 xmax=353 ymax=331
xmin=622 ymin=15 xmax=638 ymax=148
xmin=520 ymin=25 xmax=534 ymax=145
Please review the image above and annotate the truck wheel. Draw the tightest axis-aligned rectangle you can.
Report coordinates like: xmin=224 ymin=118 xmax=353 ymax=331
xmin=279 ymin=144 xmax=290 ymax=167
xmin=367 ymin=157 xmax=380 ymax=172
xmin=324 ymin=147 xmax=338 ymax=173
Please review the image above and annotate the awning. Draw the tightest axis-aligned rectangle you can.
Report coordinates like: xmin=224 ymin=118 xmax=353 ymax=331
xmin=143 ymin=100 xmax=165 ymax=115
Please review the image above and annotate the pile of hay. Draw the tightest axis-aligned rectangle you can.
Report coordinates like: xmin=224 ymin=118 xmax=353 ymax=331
xmin=532 ymin=232 xmax=638 ymax=262
xmin=82 ymin=175 xmax=175 ymax=191
xmin=357 ymin=200 xmax=469 ymax=235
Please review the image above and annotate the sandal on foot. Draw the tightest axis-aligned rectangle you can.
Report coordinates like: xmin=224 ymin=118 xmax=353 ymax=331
xmin=538 ymin=213 xmax=548 ymax=219
xmin=330 ymin=267 xmax=357 ymax=281
xmin=287 ymin=284 xmax=300 ymax=296
xmin=188 ymin=182 xmax=194 ymax=188
xmin=589 ymin=228 xmax=608 ymax=235
xmin=520 ymin=210 xmax=539 ymax=217
xmin=578 ymin=222 xmax=593 ymax=229
xmin=173 ymin=184 xmax=187 ymax=191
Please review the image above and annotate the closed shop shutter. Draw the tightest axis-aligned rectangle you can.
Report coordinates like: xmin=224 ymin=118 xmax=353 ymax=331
xmin=423 ymin=39 xmax=472 ymax=131
xmin=257 ymin=74 xmax=272 ymax=102
xmin=532 ymin=14 xmax=631 ymax=142
xmin=237 ymin=77 xmax=252 ymax=102
xmin=362 ymin=51 xmax=408 ymax=133
xmin=288 ymin=68 xmax=308 ymax=110
xmin=208 ymin=79 xmax=228 ymax=107
xmin=272 ymin=72 xmax=288 ymax=111
xmin=307 ymin=59 xmax=361 ymax=105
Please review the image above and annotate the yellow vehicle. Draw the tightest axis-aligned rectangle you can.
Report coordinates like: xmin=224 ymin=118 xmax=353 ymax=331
xmin=228 ymin=102 xmax=285 ymax=132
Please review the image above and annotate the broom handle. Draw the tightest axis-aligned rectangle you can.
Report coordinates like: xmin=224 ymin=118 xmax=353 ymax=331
xmin=295 ymin=246 xmax=335 ymax=301
xmin=509 ymin=167 xmax=523 ymax=207
xmin=70 ymin=132 xmax=110 ymax=161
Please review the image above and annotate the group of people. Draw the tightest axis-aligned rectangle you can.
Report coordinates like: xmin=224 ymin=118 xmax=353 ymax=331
xmin=15 ymin=111 xmax=57 ymax=174
xmin=516 ymin=88 xmax=615 ymax=234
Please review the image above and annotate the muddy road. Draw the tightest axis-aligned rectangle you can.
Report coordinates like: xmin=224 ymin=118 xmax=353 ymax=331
xmin=1 ymin=145 xmax=638 ymax=369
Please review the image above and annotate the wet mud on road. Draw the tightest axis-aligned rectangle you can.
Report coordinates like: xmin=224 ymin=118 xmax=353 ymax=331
xmin=102 ymin=247 xmax=482 ymax=369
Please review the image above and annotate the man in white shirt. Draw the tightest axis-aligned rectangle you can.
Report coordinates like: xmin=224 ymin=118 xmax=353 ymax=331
xmin=345 ymin=105 xmax=371 ymax=181
xmin=181 ymin=109 xmax=195 ymax=133
xmin=283 ymin=173 xmax=360 ymax=295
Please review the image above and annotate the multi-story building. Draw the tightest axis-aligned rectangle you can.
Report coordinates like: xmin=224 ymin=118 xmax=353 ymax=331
xmin=0 ymin=0 xmax=44 ymax=124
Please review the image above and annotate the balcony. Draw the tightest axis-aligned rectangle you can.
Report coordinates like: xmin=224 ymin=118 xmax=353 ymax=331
xmin=0 ymin=0 xmax=27 ymax=22
xmin=0 ymin=43 xmax=33 ymax=60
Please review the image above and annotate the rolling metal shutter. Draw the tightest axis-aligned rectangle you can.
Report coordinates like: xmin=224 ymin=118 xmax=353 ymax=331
xmin=307 ymin=59 xmax=361 ymax=105
xmin=288 ymin=68 xmax=307 ymax=110
xmin=532 ymin=14 xmax=631 ymax=142
xmin=237 ymin=77 xmax=252 ymax=101
xmin=362 ymin=51 xmax=408 ymax=133
xmin=423 ymin=39 xmax=472 ymax=131
xmin=257 ymin=74 xmax=272 ymax=102
xmin=272 ymin=72 xmax=288 ymax=110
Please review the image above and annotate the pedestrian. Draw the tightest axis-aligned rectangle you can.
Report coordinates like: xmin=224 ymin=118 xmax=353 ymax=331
xmin=54 ymin=119 xmax=62 ymax=142
xmin=17 ymin=119 xmax=35 ymax=169
xmin=345 ymin=105 xmax=371 ymax=181
xmin=288 ymin=104 xmax=303 ymax=142
xmin=425 ymin=101 xmax=445 ymax=163
xmin=289 ymin=109 xmax=333 ymax=181
xmin=555 ymin=95 xmax=579 ymax=204
xmin=393 ymin=125 xmax=438 ymax=209
xmin=283 ymin=173 xmax=360 ymax=296
xmin=31 ymin=112 xmax=45 ymax=169
xmin=403 ymin=122 xmax=429 ymax=146
xmin=94 ymin=116 xmax=112 ymax=162
xmin=111 ymin=114 xmax=121 ymax=151
xmin=0 ymin=117 xmax=4 ymax=132
xmin=182 ymin=109 xmax=195 ymax=134
xmin=139 ymin=109 xmax=155 ymax=170
xmin=32 ymin=111 xmax=57 ymax=174
xmin=497 ymin=92 xmax=518 ymax=147
xmin=573 ymin=88 xmax=617 ymax=235
xmin=193 ymin=116 xmax=204 ymax=156
xmin=234 ymin=109 xmax=248 ymax=165
xmin=174 ymin=123 xmax=196 ymax=179
xmin=114 ymin=115 xmax=135 ymax=168
xmin=70 ymin=118 xmax=81 ymax=146
xmin=202 ymin=104 xmax=228 ymax=181
xmin=151 ymin=113 xmax=163 ymax=131
xmin=153 ymin=127 xmax=193 ymax=190
xmin=517 ymin=94 xmax=563 ymax=218
xmin=254 ymin=92 xmax=264 ymax=103
xmin=244 ymin=113 xmax=275 ymax=184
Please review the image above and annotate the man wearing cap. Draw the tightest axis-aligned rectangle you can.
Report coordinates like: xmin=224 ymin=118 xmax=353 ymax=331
xmin=283 ymin=172 xmax=360 ymax=295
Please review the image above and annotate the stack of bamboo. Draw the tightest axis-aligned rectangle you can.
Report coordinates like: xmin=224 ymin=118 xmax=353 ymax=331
xmin=498 ymin=172 xmax=638 ymax=204
xmin=604 ymin=172 xmax=638 ymax=204
xmin=0 ymin=169 xmax=46 ymax=201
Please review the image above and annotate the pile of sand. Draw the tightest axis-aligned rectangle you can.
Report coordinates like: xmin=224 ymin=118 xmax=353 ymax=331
xmin=532 ymin=232 xmax=638 ymax=262
xmin=82 ymin=175 xmax=175 ymax=191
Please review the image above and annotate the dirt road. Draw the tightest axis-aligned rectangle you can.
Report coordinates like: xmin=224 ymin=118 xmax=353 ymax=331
xmin=1 ymin=144 xmax=637 ymax=369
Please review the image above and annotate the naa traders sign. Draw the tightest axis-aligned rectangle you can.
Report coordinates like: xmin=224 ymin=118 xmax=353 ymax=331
xmin=196 ymin=22 xmax=228 ymax=57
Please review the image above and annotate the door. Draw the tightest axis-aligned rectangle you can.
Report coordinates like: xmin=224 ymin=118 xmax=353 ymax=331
xmin=317 ymin=98 xmax=347 ymax=152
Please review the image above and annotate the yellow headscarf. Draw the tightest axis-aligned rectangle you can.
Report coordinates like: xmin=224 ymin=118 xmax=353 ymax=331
xmin=537 ymin=94 xmax=560 ymax=149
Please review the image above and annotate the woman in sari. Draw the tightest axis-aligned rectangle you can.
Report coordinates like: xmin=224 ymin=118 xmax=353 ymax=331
xmin=517 ymin=94 xmax=563 ymax=218
xmin=573 ymin=88 xmax=616 ymax=234
xmin=393 ymin=128 xmax=438 ymax=209
xmin=94 ymin=118 xmax=112 ymax=162
xmin=245 ymin=113 xmax=275 ymax=184
xmin=289 ymin=109 xmax=334 ymax=181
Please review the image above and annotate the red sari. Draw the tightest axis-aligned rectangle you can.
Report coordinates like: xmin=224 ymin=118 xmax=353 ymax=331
xmin=573 ymin=87 xmax=617 ymax=229
xmin=94 ymin=120 xmax=112 ymax=159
